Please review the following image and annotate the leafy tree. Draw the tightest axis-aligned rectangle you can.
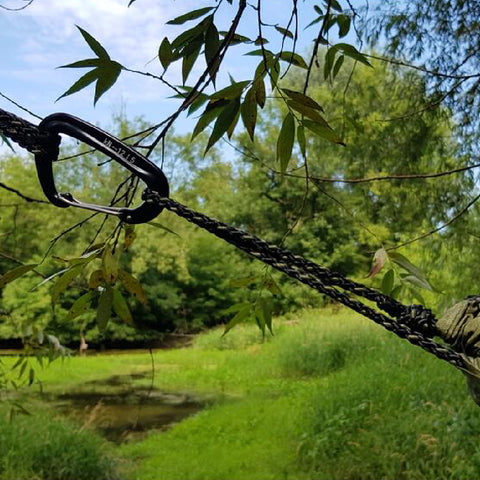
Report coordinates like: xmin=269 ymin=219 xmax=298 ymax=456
xmin=1 ymin=0 xmax=479 ymax=353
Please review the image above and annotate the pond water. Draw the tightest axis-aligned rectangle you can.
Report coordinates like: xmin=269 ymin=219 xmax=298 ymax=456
xmin=44 ymin=373 xmax=210 ymax=443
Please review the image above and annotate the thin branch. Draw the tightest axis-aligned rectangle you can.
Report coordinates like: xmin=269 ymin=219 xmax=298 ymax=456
xmin=312 ymin=180 xmax=380 ymax=243
xmin=388 ymin=192 xmax=480 ymax=251
xmin=144 ymin=0 xmax=248 ymax=156
xmin=378 ymin=78 xmax=467 ymax=123
xmin=303 ymin=0 xmax=332 ymax=95
xmin=0 ymin=250 xmax=46 ymax=278
xmin=0 ymin=0 xmax=34 ymax=12
xmin=0 ymin=182 xmax=48 ymax=203
xmin=305 ymin=162 xmax=480 ymax=184
xmin=41 ymin=212 xmax=99 ymax=263
xmin=0 ymin=91 xmax=42 ymax=120
xmin=364 ymin=53 xmax=480 ymax=81
xmin=222 ymin=134 xmax=480 ymax=185
xmin=123 ymin=67 xmax=186 ymax=97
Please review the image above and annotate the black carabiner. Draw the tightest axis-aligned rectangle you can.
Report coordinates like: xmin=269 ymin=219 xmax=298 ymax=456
xmin=34 ymin=113 xmax=169 ymax=224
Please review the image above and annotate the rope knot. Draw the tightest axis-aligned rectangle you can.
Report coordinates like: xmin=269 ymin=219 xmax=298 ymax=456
xmin=398 ymin=304 xmax=439 ymax=338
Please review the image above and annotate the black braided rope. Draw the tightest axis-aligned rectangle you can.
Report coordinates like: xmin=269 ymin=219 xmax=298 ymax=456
xmin=149 ymin=194 xmax=469 ymax=373
xmin=0 ymin=106 xmax=469 ymax=373
xmin=0 ymin=108 xmax=59 ymax=155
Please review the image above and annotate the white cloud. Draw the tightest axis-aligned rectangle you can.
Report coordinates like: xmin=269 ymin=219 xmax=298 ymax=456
xmin=16 ymin=0 xmax=200 ymax=67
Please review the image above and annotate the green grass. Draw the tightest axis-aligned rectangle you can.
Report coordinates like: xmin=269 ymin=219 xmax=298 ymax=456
xmin=5 ymin=307 xmax=480 ymax=480
xmin=0 ymin=405 xmax=118 ymax=480
xmin=118 ymin=308 xmax=480 ymax=480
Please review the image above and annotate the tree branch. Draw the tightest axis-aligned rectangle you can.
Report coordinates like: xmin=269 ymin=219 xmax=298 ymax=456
xmin=0 ymin=182 xmax=48 ymax=203
xmin=387 ymin=192 xmax=480 ymax=251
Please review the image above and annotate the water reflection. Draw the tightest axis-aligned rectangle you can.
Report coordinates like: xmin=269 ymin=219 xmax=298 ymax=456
xmin=48 ymin=374 xmax=208 ymax=443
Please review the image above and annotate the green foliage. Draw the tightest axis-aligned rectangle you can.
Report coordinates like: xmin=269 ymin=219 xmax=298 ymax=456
xmin=0 ymin=406 xmax=117 ymax=480
xmin=1 ymin=22 xmax=477 ymax=344
xmin=58 ymin=26 xmax=123 ymax=104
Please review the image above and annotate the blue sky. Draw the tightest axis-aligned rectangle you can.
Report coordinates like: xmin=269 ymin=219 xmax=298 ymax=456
xmin=0 ymin=0 xmax=334 ymax=135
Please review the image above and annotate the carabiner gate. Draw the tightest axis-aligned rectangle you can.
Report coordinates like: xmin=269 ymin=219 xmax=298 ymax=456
xmin=34 ymin=113 xmax=169 ymax=224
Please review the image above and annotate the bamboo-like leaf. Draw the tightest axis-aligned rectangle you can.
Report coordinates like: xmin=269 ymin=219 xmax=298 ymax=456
xmin=166 ymin=7 xmax=214 ymax=25
xmin=89 ymin=269 xmax=104 ymax=289
xmin=205 ymin=98 xmax=241 ymax=154
xmin=191 ymin=102 xmax=226 ymax=140
xmin=277 ymin=112 xmax=295 ymax=174
xmin=158 ymin=37 xmax=172 ymax=70
xmin=210 ymin=81 xmax=250 ymax=101
xmin=187 ymin=94 xmax=210 ymax=116
xmin=282 ymin=89 xmax=324 ymax=112
xmin=381 ymin=269 xmax=395 ymax=295
xmin=275 ymin=25 xmax=293 ymax=39
xmin=171 ymin=20 xmax=210 ymax=50
xmin=59 ymin=58 xmax=102 ymax=69
xmin=67 ymin=291 xmax=95 ymax=320
xmin=326 ymin=0 xmax=343 ymax=12
xmin=255 ymin=297 xmax=273 ymax=334
xmin=222 ymin=301 xmax=251 ymax=316
xmin=223 ymin=303 xmax=251 ymax=335
xmin=255 ymin=78 xmax=266 ymax=108
xmin=409 ymin=286 xmax=426 ymax=305
xmin=218 ymin=31 xmax=252 ymax=45
xmin=389 ymin=252 xmax=436 ymax=292
xmin=28 ymin=368 xmax=35 ymax=386
xmin=124 ymin=226 xmax=137 ymax=250
xmin=278 ymin=51 xmax=308 ymax=69
xmin=182 ymin=42 xmax=202 ymax=84
xmin=0 ymin=264 xmax=37 ymax=289
xmin=94 ymin=61 xmax=122 ymax=105
xmin=112 ymin=288 xmax=133 ymax=325
xmin=148 ymin=221 xmax=181 ymax=237
xmin=287 ymin=99 xmax=330 ymax=126
xmin=118 ymin=269 xmax=147 ymax=305
xmin=51 ymin=265 xmax=84 ymax=304
xmin=64 ymin=248 xmax=104 ymax=267
xmin=97 ymin=286 xmax=113 ymax=331
xmin=241 ymin=87 xmax=257 ymax=141
xmin=388 ymin=252 xmax=423 ymax=279
xmin=229 ymin=275 xmax=258 ymax=288
xmin=227 ymin=109 xmax=240 ymax=139
xmin=335 ymin=43 xmax=372 ymax=67
xmin=306 ymin=16 xmax=322 ymax=29
xmin=337 ymin=15 xmax=351 ymax=38
xmin=57 ymin=69 xmax=99 ymax=102
xmin=0 ymin=132 xmax=14 ymax=152
xmin=31 ymin=267 xmax=70 ymax=291
xmin=332 ymin=55 xmax=345 ymax=79
xmin=244 ymin=49 xmax=274 ymax=57
xmin=254 ymin=36 xmax=269 ymax=45
xmin=297 ymin=124 xmax=306 ymax=158
xmin=324 ymin=47 xmax=337 ymax=79
xmin=263 ymin=274 xmax=282 ymax=296
xmin=76 ymin=25 xmax=110 ymax=59
xmin=269 ymin=58 xmax=281 ymax=90
xmin=205 ymin=20 xmax=220 ymax=83
xmin=303 ymin=119 xmax=345 ymax=145
xmin=102 ymin=248 xmax=118 ymax=285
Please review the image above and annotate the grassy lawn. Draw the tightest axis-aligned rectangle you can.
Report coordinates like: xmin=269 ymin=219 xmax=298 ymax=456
xmin=3 ymin=307 xmax=480 ymax=480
